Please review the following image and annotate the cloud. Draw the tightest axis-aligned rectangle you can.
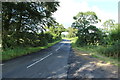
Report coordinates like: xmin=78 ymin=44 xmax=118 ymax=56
xmin=53 ymin=0 xmax=90 ymax=28
xmin=53 ymin=0 xmax=118 ymax=28
xmin=90 ymin=6 xmax=118 ymax=28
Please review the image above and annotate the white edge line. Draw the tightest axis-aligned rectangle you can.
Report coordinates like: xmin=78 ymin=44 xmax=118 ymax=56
xmin=27 ymin=53 xmax=53 ymax=68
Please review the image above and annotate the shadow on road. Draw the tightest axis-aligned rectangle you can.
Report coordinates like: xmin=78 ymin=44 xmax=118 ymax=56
xmin=67 ymin=49 xmax=119 ymax=78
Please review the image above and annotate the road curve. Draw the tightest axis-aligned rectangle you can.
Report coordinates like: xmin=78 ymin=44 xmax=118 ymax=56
xmin=2 ymin=39 xmax=71 ymax=78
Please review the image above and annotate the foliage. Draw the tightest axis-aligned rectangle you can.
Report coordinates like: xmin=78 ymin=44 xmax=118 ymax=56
xmin=99 ymin=23 xmax=120 ymax=58
xmin=109 ymin=24 xmax=120 ymax=42
xmin=44 ymin=32 xmax=53 ymax=43
xmin=1 ymin=40 xmax=61 ymax=61
xmin=45 ymin=24 xmax=66 ymax=40
xmin=71 ymin=37 xmax=119 ymax=67
xmin=71 ymin=11 xmax=119 ymax=59
xmin=97 ymin=40 xmax=120 ymax=58
xmin=102 ymin=19 xmax=115 ymax=32
xmin=2 ymin=2 xmax=60 ymax=49
xmin=67 ymin=27 xmax=77 ymax=38
xmin=72 ymin=11 xmax=103 ymax=46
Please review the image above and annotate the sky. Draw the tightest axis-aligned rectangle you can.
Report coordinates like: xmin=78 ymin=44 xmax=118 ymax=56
xmin=53 ymin=0 xmax=119 ymax=28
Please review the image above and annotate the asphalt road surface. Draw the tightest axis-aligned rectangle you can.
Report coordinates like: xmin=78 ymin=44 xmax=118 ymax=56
xmin=2 ymin=39 xmax=71 ymax=78
xmin=2 ymin=39 xmax=119 ymax=79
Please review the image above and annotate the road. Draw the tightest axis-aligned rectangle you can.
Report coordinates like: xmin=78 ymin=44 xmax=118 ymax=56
xmin=2 ymin=39 xmax=71 ymax=78
xmin=2 ymin=39 xmax=119 ymax=79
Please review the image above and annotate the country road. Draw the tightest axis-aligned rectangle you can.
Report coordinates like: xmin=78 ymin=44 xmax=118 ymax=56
xmin=2 ymin=39 xmax=119 ymax=79
xmin=2 ymin=39 xmax=71 ymax=78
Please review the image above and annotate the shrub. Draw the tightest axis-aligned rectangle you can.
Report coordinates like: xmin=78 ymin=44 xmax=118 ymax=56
xmin=98 ymin=40 xmax=120 ymax=58
xmin=44 ymin=32 xmax=53 ymax=43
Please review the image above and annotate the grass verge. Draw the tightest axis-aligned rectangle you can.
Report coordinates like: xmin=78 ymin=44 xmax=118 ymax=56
xmin=1 ymin=40 xmax=61 ymax=61
xmin=67 ymin=37 xmax=120 ymax=67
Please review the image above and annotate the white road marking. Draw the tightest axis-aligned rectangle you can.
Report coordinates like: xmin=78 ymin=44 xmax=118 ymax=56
xmin=27 ymin=43 xmax=65 ymax=68
xmin=27 ymin=53 xmax=53 ymax=68
xmin=0 ymin=64 xmax=4 ymax=66
xmin=61 ymin=44 xmax=64 ymax=47
xmin=55 ymin=44 xmax=64 ymax=51
xmin=55 ymin=47 xmax=60 ymax=51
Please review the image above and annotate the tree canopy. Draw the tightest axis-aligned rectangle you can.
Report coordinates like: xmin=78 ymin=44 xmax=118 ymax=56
xmin=67 ymin=27 xmax=77 ymax=38
xmin=72 ymin=11 xmax=102 ymax=46
xmin=102 ymin=19 xmax=115 ymax=32
xmin=2 ymin=2 xmax=62 ymax=49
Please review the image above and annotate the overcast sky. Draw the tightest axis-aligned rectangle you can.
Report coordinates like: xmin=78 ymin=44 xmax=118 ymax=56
xmin=53 ymin=0 xmax=119 ymax=28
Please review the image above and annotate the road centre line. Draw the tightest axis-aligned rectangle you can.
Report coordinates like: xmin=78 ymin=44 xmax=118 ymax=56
xmin=27 ymin=53 xmax=53 ymax=68
xmin=55 ymin=44 xmax=64 ymax=51
xmin=0 ymin=64 xmax=4 ymax=66
xmin=27 ymin=43 xmax=64 ymax=68
xmin=55 ymin=47 xmax=60 ymax=51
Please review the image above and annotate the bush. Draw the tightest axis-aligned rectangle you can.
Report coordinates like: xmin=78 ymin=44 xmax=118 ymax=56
xmin=39 ymin=37 xmax=48 ymax=46
xmin=37 ymin=33 xmax=48 ymax=46
xmin=75 ymin=38 xmax=87 ymax=46
xmin=98 ymin=40 xmax=120 ymax=58
xmin=44 ymin=32 xmax=53 ymax=43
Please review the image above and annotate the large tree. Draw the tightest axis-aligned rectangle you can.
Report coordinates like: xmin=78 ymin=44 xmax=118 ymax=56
xmin=72 ymin=11 xmax=102 ymax=46
xmin=2 ymin=2 xmax=60 ymax=49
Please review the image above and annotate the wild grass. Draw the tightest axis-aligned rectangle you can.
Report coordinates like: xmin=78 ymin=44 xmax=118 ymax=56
xmin=1 ymin=40 xmax=61 ymax=61
xmin=69 ymin=37 xmax=120 ymax=67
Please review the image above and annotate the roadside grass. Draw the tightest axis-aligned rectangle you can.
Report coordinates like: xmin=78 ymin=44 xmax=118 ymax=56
xmin=68 ymin=37 xmax=120 ymax=67
xmin=1 ymin=40 xmax=61 ymax=61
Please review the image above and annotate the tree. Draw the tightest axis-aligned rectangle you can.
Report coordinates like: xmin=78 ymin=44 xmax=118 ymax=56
xmin=109 ymin=24 xmax=120 ymax=43
xmin=102 ymin=20 xmax=118 ymax=45
xmin=2 ymin=2 xmax=60 ymax=49
xmin=45 ymin=23 xmax=66 ymax=40
xmin=72 ymin=11 xmax=102 ymax=46
xmin=67 ymin=27 xmax=77 ymax=38
xmin=102 ymin=19 xmax=115 ymax=32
